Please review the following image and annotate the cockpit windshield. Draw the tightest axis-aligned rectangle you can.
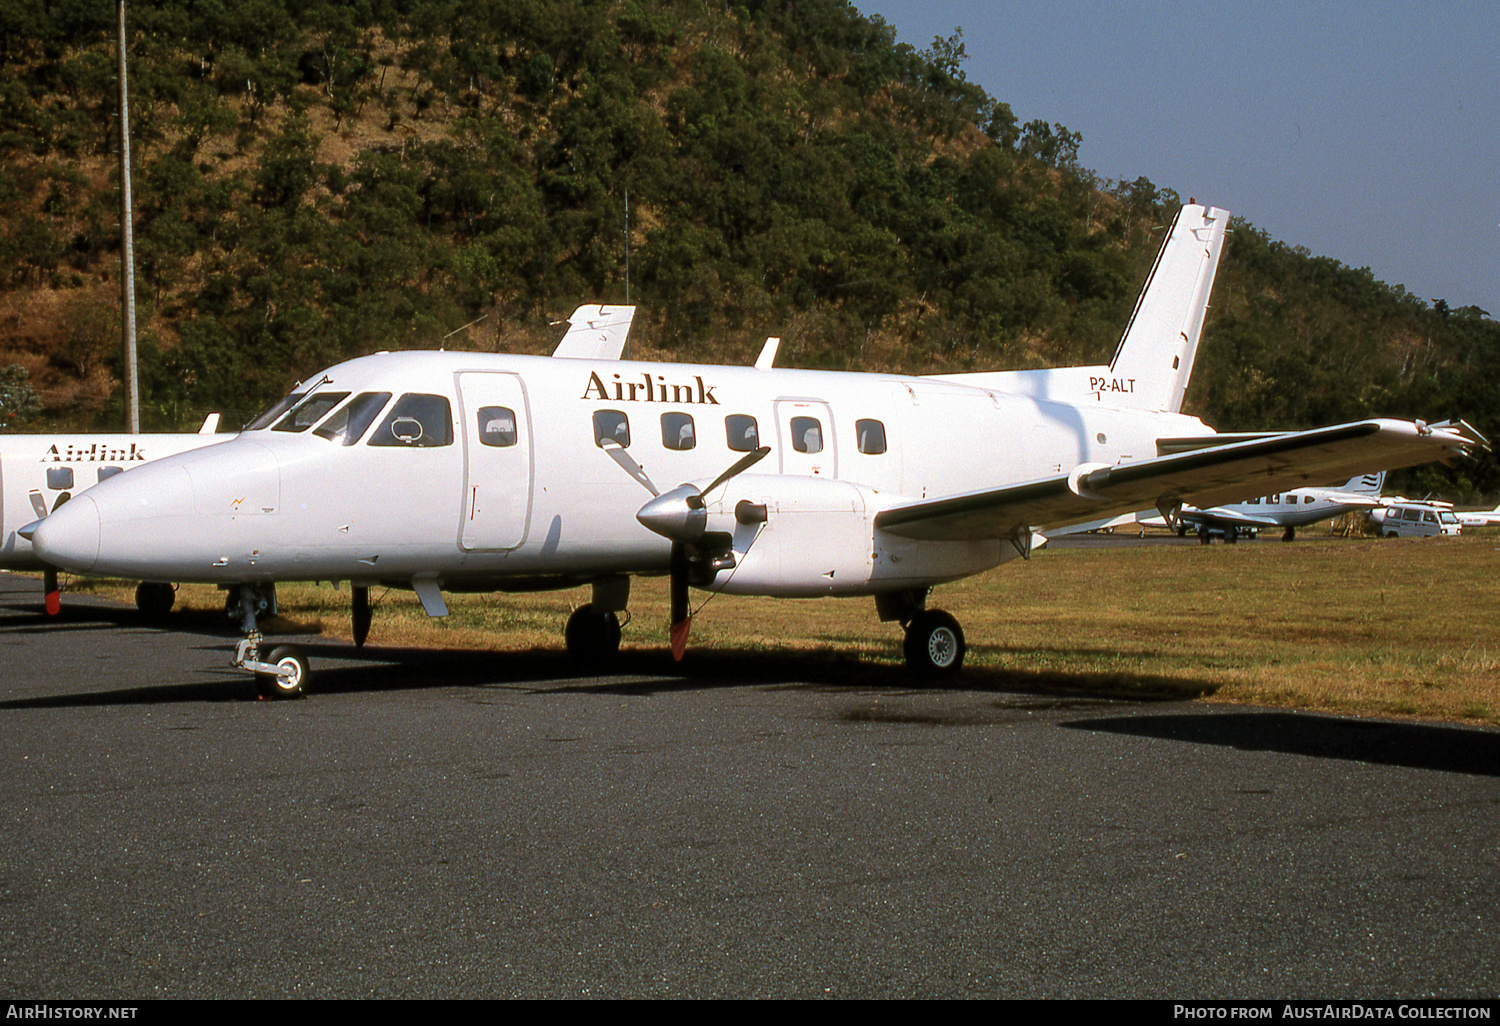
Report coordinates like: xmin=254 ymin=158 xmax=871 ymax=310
xmin=314 ymin=392 xmax=392 ymax=445
xmin=245 ymin=392 xmax=306 ymax=431
xmin=272 ymin=392 xmax=350 ymax=432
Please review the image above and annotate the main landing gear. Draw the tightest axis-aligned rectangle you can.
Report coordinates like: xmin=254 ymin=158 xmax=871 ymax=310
xmin=566 ymin=605 xmax=622 ymax=666
xmin=879 ymin=589 xmax=967 ymax=678
xmin=134 ymin=581 xmax=176 ymax=619
xmin=228 ymin=583 xmax=312 ymax=699
xmin=565 ymin=576 xmax=629 ymax=667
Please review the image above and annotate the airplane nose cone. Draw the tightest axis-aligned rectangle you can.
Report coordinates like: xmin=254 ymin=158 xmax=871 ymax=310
xmin=30 ymin=494 xmax=101 ymax=573
xmin=636 ymin=484 xmax=708 ymax=543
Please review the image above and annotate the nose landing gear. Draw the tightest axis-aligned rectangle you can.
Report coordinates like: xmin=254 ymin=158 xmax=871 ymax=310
xmin=229 ymin=583 xmax=312 ymax=699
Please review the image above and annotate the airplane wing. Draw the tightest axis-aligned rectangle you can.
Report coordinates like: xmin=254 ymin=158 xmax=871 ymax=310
xmin=1176 ymin=507 xmax=1283 ymax=530
xmin=875 ymin=419 xmax=1483 ymax=541
xmin=551 ymin=304 xmax=636 ymax=359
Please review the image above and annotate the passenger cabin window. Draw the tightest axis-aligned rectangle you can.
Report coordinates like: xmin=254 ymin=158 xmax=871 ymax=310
xmin=97 ymin=466 xmax=123 ymax=482
xmin=246 ymin=392 xmax=306 ymax=431
xmin=273 ymin=391 xmax=350 ymax=433
xmin=367 ymin=393 xmax=453 ymax=447
xmin=726 ymin=415 xmax=759 ymax=452
xmin=791 ymin=416 xmax=823 ymax=454
xmin=855 ymin=419 xmax=887 ymax=455
xmin=661 ymin=412 xmax=695 ymax=451
xmin=314 ymin=392 xmax=391 ymax=445
xmin=593 ymin=410 xmax=631 ymax=448
xmin=47 ymin=467 xmax=74 ymax=490
xmin=478 ymin=407 xmax=519 ymax=447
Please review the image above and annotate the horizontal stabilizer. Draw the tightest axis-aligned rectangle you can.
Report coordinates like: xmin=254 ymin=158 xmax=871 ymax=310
xmin=875 ymin=420 xmax=1482 ymax=541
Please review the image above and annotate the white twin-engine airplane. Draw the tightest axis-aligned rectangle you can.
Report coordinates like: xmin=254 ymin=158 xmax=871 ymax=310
xmin=21 ymin=205 xmax=1483 ymax=697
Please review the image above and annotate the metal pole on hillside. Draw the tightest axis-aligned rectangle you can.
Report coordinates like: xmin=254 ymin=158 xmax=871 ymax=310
xmin=117 ymin=0 xmax=139 ymax=433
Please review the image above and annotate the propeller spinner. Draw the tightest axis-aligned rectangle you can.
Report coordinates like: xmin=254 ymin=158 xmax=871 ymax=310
xmin=601 ymin=441 xmax=770 ymax=659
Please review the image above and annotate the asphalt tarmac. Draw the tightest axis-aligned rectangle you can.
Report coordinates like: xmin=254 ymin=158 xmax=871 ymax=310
xmin=1 ymin=572 xmax=1497 ymax=999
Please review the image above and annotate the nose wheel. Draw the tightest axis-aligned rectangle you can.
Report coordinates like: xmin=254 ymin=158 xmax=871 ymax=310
xmin=255 ymin=645 xmax=311 ymax=699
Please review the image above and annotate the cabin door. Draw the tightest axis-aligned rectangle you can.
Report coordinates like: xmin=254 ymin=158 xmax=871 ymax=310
xmin=456 ymin=372 xmax=533 ymax=551
xmin=773 ymin=399 xmax=836 ymax=478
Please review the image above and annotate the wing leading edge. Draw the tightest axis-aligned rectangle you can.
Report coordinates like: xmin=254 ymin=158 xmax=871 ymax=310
xmin=875 ymin=420 xmax=1483 ymax=542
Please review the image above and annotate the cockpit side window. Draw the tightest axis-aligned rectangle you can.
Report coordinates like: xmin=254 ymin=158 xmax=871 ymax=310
xmin=478 ymin=406 xmax=519 ymax=447
xmin=726 ymin=414 xmax=759 ymax=453
xmin=315 ymin=392 xmax=392 ymax=445
xmin=246 ymin=392 xmax=306 ymax=431
xmin=273 ymin=392 xmax=351 ymax=432
xmin=367 ymin=393 xmax=454 ymax=447
xmin=593 ymin=410 xmax=631 ymax=448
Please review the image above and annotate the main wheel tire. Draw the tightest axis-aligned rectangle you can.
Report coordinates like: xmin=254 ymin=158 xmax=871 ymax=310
xmin=903 ymin=610 xmax=966 ymax=678
xmin=1199 ymin=530 xmax=1212 ymax=545
xmin=256 ymin=644 xmax=311 ymax=699
xmin=565 ymin=605 xmax=622 ymax=666
xmin=135 ymin=581 xmax=176 ymax=619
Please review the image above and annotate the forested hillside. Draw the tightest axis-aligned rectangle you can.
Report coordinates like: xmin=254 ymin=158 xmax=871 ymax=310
xmin=0 ymin=0 xmax=1494 ymax=495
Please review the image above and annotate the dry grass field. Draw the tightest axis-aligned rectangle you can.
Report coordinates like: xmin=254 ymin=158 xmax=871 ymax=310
xmin=64 ymin=531 xmax=1500 ymax=725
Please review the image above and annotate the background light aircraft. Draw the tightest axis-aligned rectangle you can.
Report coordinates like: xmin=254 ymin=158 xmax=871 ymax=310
xmin=1131 ymin=471 xmax=1388 ymax=543
xmin=0 ymin=305 xmax=635 ymax=616
xmin=24 ymin=205 xmax=1484 ymax=697
xmin=1452 ymin=503 xmax=1500 ymax=528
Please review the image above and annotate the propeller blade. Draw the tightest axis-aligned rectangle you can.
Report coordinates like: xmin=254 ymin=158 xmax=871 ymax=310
xmin=28 ymin=490 xmax=47 ymax=520
xmin=702 ymin=446 xmax=770 ymax=498
xmin=43 ymin=567 xmax=59 ymax=617
xmin=600 ymin=438 xmax=659 ymax=497
xmin=670 ymin=542 xmax=690 ymax=662
xmin=352 ymin=586 xmax=371 ymax=648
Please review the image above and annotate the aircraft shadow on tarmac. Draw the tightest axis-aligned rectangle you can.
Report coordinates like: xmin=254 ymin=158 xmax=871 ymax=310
xmin=8 ymin=585 xmax=1497 ymax=780
xmin=1066 ymin=712 xmax=1500 ymax=779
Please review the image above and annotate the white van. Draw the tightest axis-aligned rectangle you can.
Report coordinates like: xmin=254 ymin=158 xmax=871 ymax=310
xmin=1377 ymin=503 xmax=1462 ymax=538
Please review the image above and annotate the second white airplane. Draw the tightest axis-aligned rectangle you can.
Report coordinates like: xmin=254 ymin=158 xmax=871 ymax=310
xmin=24 ymin=205 xmax=1484 ymax=695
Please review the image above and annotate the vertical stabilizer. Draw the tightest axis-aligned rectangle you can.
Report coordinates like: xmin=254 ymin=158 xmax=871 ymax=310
xmin=1105 ymin=204 xmax=1229 ymax=413
xmin=551 ymin=304 xmax=636 ymax=360
xmin=1344 ymin=471 xmax=1386 ymax=496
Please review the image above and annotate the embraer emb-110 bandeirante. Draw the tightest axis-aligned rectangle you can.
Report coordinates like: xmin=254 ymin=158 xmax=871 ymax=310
xmin=24 ymin=205 xmax=1484 ymax=696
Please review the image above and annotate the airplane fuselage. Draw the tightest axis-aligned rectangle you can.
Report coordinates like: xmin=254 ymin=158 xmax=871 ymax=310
xmin=32 ymin=350 xmax=1210 ymax=597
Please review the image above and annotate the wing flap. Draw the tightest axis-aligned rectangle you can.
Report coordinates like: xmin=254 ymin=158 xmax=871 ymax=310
xmin=875 ymin=420 xmax=1481 ymax=541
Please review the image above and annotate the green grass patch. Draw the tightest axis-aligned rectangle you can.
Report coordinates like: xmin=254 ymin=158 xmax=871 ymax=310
xmin=59 ymin=532 xmax=1500 ymax=726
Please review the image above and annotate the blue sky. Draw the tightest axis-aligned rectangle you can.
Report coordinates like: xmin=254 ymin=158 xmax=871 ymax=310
xmin=856 ymin=0 xmax=1499 ymax=315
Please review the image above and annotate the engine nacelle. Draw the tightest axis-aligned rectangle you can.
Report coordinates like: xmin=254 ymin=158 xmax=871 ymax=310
xmin=697 ymin=474 xmax=1008 ymax=597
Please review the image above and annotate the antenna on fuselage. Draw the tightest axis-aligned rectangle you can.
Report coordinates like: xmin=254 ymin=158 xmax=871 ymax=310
xmin=442 ymin=312 xmax=489 ymax=349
